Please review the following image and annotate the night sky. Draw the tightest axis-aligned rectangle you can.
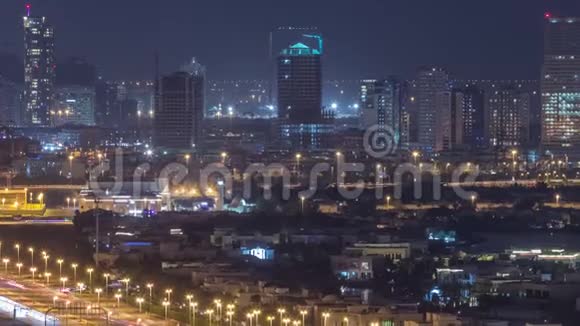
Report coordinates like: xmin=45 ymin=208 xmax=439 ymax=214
xmin=1 ymin=0 xmax=579 ymax=81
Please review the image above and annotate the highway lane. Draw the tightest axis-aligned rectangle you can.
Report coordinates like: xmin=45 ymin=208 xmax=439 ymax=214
xmin=0 ymin=276 xmax=177 ymax=325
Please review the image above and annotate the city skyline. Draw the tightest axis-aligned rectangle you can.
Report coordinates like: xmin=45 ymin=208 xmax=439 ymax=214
xmin=0 ymin=0 xmax=579 ymax=81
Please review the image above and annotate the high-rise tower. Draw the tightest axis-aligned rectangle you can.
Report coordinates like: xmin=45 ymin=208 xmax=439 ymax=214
xmin=154 ymin=58 xmax=205 ymax=151
xmin=23 ymin=5 xmax=55 ymax=126
xmin=541 ymin=15 xmax=580 ymax=157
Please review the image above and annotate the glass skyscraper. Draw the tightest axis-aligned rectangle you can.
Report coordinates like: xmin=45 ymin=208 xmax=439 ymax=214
xmin=23 ymin=14 xmax=55 ymax=127
xmin=541 ymin=16 xmax=580 ymax=158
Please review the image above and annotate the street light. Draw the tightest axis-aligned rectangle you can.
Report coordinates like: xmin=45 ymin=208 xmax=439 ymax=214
xmin=30 ymin=267 xmax=37 ymax=281
xmin=14 ymin=244 xmax=20 ymax=263
xmin=95 ymin=288 xmax=103 ymax=305
xmin=86 ymin=268 xmax=94 ymax=290
xmin=206 ymin=309 xmax=214 ymax=326
xmin=295 ymin=153 xmax=302 ymax=173
xmin=44 ymin=272 xmax=51 ymax=285
xmin=343 ymin=317 xmax=349 ymax=326
xmin=42 ymin=253 xmax=49 ymax=274
xmin=136 ymin=297 xmax=144 ymax=312
xmin=56 ymin=259 xmax=64 ymax=278
xmin=165 ymin=288 xmax=173 ymax=302
xmin=71 ymin=263 xmax=78 ymax=283
xmin=322 ymin=312 xmax=330 ymax=326
xmin=77 ymin=282 xmax=85 ymax=296
xmin=253 ymin=309 xmax=261 ymax=326
xmin=386 ymin=195 xmax=391 ymax=209
xmin=146 ymin=283 xmax=154 ymax=307
xmin=282 ymin=318 xmax=291 ymax=326
xmin=114 ymin=293 xmax=122 ymax=308
xmin=412 ymin=151 xmax=420 ymax=165
xmin=60 ymin=277 xmax=67 ymax=290
xmin=267 ymin=316 xmax=275 ymax=326
xmin=227 ymin=311 xmax=235 ymax=326
xmin=122 ymin=278 xmax=130 ymax=299
xmin=162 ymin=300 xmax=170 ymax=320
xmin=103 ymin=273 xmax=110 ymax=295
xmin=2 ymin=258 xmax=9 ymax=273
xmin=556 ymin=194 xmax=561 ymax=206
xmin=15 ymin=263 xmax=22 ymax=276
xmin=299 ymin=310 xmax=307 ymax=326
xmin=300 ymin=196 xmax=305 ymax=214
xmin=28 ymin=247 xmax=34 ymax=266
xmin=277 ymin=308 xmax=286 ymax=326
xmin=246 ymin=313 xmax=254 ymax=326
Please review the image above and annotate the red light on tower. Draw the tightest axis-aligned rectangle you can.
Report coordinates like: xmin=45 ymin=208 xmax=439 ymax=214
xmin=544 ymin=12 xmax=552 ymax=19
xmin=25 ymin=4 xmax=31 ymax=16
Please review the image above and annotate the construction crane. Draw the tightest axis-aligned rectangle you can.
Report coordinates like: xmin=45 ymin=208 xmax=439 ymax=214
xmin=303 ymin=34 xmax=323 ymax=54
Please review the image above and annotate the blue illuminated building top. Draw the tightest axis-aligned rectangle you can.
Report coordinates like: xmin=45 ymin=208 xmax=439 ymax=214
xmin=281 ymin=42 xmax=321 ymax=56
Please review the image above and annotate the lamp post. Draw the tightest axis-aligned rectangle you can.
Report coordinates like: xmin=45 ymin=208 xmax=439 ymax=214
xmin=191 ymin=302 xmax=198 ymax=326
xmin=386 ymin=195 xmax=391 ymax=209
xmin=277 ymin=308 xmax=286 ymax=326
xmin=556 ymin=194 xmax=561 ymax=206
xmin=78 ymin=283 xmax=85 ymax=296
xmin=44 ymin=272 xmax=51 ymax=285
xmin=162 ymin=300 xmax=170 ymax=320
xmin=2 ymin=258 xmax=9 ymax=273
xmin=300 ymin=196 xmax=305 ymax=214
xmin=16 ymin=263 xmax=22 ymax=276
xmin=267 ymin=316 xmax=275 ymax=326
xmin=253 ymin=309 xmax=261 ymax=326
xmin=206 ymin=309 xmax=214 ymax=326
xmin=14 ymin=244 xmax=20 ymax=263
xmin=136 ymin=297 xmax=144 ymax=312
xmin=86 ymin=268 xmax=94 ymax=291
xmin=71 ymin=263 xmax=78 ymax=283
xmin=146 ymin=283 xmax=153 ymax=308
xmin=246 ymin=313 xmax=254 ymax=326
xmin=103 ymin=273 xmax=110 ymax=296
xmin=28 ymin=247 xmax=34 ymax=266
xmin=56 ymin=259 xmax=64 ymax=278
xmin=165 ymin=288 xmax=172 ymax=302
xmin=114 ymin=293 xmax=122 ymax=308
xmin=122 ymin=278 xmax=130 ymax=300
xmin=60 ymin=277 xmax=67 ymax=290
xmin=95 ymin=288 xmax=102 ymax=305
xmin=295 ymin=153 xmax=302 ymax=173
xmin=322 ymin=312 xmax=330 ymax=326
xmin=299 ymin=310 xmax=307 ymax=326
xmin=30 ymin=267 xmax=36 ymax=281
xmin=42 ymin=253 xmax=49 ymax=274
xmin=412 ymin=151 xmax=420 ymax=165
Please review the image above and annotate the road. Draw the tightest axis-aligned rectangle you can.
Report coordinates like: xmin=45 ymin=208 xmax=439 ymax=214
xmin=0 ymin=275 xmax=178 ymax=325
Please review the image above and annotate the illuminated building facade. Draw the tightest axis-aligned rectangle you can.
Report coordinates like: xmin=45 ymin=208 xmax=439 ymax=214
xmin=486 ymin=87 xmax=530 ymax=148
xmin=154 ymin=58 xmax=204 ymax=151
xmin=277 ymin=39 xmax=334 ymax=150
xmin=23 ymin=13 xmax=55 ymax=127
xmin=53 ymin=86 xmax=96 ymax=126
xmin=359 ymin=79 xmax=401 ymax=148
xmin=541 ymin=16 xmax=580 ymax=157
xmin=416 ymin=67 xmax=449 ymax=152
